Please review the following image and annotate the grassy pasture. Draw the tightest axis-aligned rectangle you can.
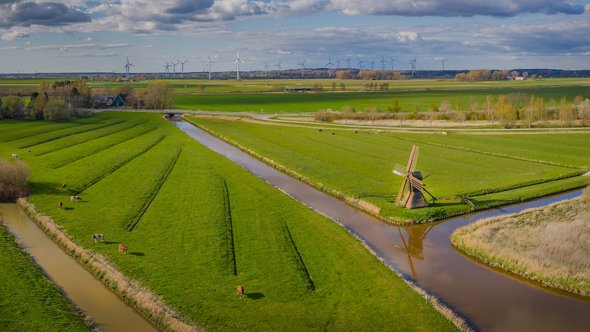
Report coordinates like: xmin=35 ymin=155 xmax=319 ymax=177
xmin=175 ymin=85 xmax=590 ymax=113
xmin=186 ymin=117 xmax=589 ymax=222
xmin=0 ymin=112 xmax=457 ymax=331
xmin=0 ymin=222 xmax=88 ymax=331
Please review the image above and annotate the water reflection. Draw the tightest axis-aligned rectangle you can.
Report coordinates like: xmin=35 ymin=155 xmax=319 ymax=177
xmin=395 ymin=224 xmax=434 ymax=279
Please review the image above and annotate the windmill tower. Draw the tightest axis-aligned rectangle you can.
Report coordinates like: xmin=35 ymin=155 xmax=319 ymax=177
xmin=205 ymin=55 xmax=214 ymax=80
xmin=263 ymin=62 xmax=269 ymax=76
xmin=409 ymin=58 xmax=417 ymax=78
xmin=171 ymin=60 xmax=179 ymax=78
xmin=326 ymin=57 xmax=335 ymax=77
xmin=234 ymin=51 xmax=245 ymax=80
xmin=380 ymin=56 xmax=386 ymax=71
xmin=298 ymin=59 xmax=306 ymax=78
xmin=275 ymin=61 xmax=282 ymax=78
xmin=123 ymin=57 xmax=134 ymax=81
xmin=164 ymin=62 xmax=171 ymax=77
xmin=178 ymin=59 xmax=188 ymax=78
xmin=392 ymin=145 xmax=436 ymax=209
xmin=389 ymin=56 xmax=396 ymax=71
xmin=439 ymin=58 xmax=446 ymax=71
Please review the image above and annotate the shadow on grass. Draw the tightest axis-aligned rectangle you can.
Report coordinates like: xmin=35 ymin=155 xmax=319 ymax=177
xmin=129 ymin=252 xmax=144 ymax=256
xmin=247 ymin=292 xmax=265 ymax=300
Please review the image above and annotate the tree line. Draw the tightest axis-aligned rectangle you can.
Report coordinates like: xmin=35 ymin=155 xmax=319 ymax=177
xmin=0 ymin=80 xmax=175 ymax=121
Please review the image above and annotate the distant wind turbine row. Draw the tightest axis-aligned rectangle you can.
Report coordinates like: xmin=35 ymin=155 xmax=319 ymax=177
xmin=122 ymin=53 xmax=446 ymax=80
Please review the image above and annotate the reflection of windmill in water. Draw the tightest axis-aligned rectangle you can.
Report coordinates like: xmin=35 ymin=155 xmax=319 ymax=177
xmin=395 ymin=224 xmax=435 ymax=279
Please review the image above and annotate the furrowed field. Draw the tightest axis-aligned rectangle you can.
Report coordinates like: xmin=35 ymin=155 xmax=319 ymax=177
xmin=0 ymin=220 xmax=88 ymax=331
xmin=186 ymin=116 xmax=590 ymax=222
xmin=0 ymin=112 xmax=457 ymax=331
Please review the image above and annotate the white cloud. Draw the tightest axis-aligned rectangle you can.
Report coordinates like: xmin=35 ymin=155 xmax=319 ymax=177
xmin=1 ymin=30 xmax=30 ymax=40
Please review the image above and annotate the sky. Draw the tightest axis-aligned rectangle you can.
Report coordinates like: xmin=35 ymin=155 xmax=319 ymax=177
xmin=0 ymin=0 xmax=589 ymax=73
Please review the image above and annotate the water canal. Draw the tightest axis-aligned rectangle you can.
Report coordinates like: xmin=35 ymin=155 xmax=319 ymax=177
xmin=176 ymin=120 xmax=590 ymax=332
xmin=0 ymin=204 xmax=157 ymax=332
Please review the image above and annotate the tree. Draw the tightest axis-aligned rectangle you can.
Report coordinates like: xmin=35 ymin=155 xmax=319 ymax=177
xmin=29 ymin=91 xmax=48 ymax=120
xmin=559 ymin=97 xmax=577 ymax=127
xmin=143 ymin=82 xmax=175 ymax=109
xmin=0 ymin=159 xmax=29 ymax=201
xmin=44 ymin=98 xmax=71 ymax=121
xmin=391 ymin=99 xmax=401 ymax=112
xmin=578 ymin=99 xmax=590 ymax=126
xmin=495 ymin=95 xmax=517 ymax=128
xmin=1 ymin=96 xmax=25 ymax=119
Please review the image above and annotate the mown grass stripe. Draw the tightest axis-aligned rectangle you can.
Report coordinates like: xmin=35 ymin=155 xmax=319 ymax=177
xmin=77 ymin=135 xmax=166 ymax=193
xmin=16 ymin=121 xmax=121 ymax=149
xmin=282 ymin=223 xmax=315 ymax=291
xmin=220 ymin=179 xmax=238 ymax=276
xmin=33 ymin=119 xmax=143 ymax=156
xmin=125 ymin=148 xmax=182 ymax=232
xmin=53 ymin=126 xmax=159 ymax=169
xmin=1 ymin=123 xmax=76 ymax=143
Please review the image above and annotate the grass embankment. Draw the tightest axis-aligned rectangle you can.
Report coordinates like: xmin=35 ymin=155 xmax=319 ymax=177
xmin=451 ymin=191 xmax=590 ymax=296
xmin=0 ymin=220 xmax=89 ymax=331
xmin=0 ymin=112 xmax=461 ymax=331
xmin=175 ymin=85 xmax=590 ymax=113
xmin=186 ymin=116 xmax=589 ymax=223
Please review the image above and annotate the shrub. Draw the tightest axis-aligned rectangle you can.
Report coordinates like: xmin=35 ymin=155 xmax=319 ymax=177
xmin=44 ymin=98 xmax=71 ymax=121
xmin=0 ymin=159 xmax=29 ymax=201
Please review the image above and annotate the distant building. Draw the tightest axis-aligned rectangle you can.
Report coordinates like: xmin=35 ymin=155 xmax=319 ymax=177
xmin=92 ymin=93 xmax=128 ymax=108
xmin=514 ymin=76 xmax=526 ymax=81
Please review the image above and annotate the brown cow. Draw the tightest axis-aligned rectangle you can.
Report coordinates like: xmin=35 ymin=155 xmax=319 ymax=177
xmin=236 ymin=284 xmax=245 ymax=298
xmin=118 ymin=243 xmax=128 ymax=254
xmin=57 ymin=201 xmax=63 ymax=209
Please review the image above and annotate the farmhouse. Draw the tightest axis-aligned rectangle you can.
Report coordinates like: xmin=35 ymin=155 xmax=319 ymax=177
xmin=92 ymin=94 xmax=128 ymax=108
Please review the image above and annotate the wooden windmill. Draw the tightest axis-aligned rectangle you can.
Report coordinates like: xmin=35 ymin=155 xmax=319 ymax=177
xmin=392 ymin=145 xmax=436 ymax=209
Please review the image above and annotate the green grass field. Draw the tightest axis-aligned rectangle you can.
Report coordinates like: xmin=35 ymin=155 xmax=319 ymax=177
xmin=0 ymin=113 xmax=457 ymax=331
xmin=186 ymin=116 xmax=590 ymax=222
xmin=0 ymin=222 xmax=88 ymax=331
xmin=2 ymin=78 xmax=590 ymax=114
xmin=175 ymin=85 xmax=590 ymax=113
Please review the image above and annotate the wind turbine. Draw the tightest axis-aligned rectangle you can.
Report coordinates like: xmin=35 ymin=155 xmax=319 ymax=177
xmin=298 ymin=59 xmax=306 ymax=78
xmin=369 ymin=60 xmax=375 ymax=70
xmin=336 ymin=59 xmax=342 ymax=69
xmin=357 ymin=59 xmax=365 ymax=74
xmin=389 ymin=56 xmax=396 ymax=71
xmin=171 ymin=60 xmax=179 ymax=78
xmin=205 ymin=55 xmax=214 ymax=80
xmin=438 ymin=58 xmax=446 ymax=71
xmin=234 ymin=51 xmax=245 ymax=80
xmin=409 ymin=58 xmax=417 ymax=78
xmin=263 ymin=62 xmax=269 ymax=76
xmin=346 ymin=57 xmax=351 ymax=69
xmin=164 ymin=62 xmax=171 ymax=77
xmin=123 ymin=57 xmax=134 ymax=81
xmin=326 ymin=57 xmax=335 ymax=77
xmin=381 ymin=56 xmax=386 ymax=71
xmin=275 ymin=61 xmax=282 ymax=77
xmin=178 ymin=59 xmax=188 ymax=78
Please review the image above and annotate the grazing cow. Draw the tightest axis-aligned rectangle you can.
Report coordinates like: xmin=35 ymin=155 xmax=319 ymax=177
xmin=331 ymin=132 xmax=335 ymax=135
xmin=11 ymin=153 xmax=18 ymax=159
xmin=26 ymin=149 xmax=32 ymax=153
xmin=318 ymin=129 xmax=323 ymax=132
xmin=57 ymin=201 xmax=63 ymax=209
xmin=92 ymin=234 xmax=105 ymax=243
xmin=442 ymin=131 xmax=448 ymax=136
xmin=118 ymin=243 xmax=128 ymax=254
xmin=236 ymin=284 xmax=245 ymax=298
xmin=70 ymin=195 xmax=81 ymax=202
xmin=61 ymin=183 xmax=67 ymax=189
xmin=354 ymin=130 xmax=359 ymax=134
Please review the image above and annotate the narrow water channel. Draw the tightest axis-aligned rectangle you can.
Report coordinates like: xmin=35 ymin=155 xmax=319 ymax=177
xmin=0 ymin=204 xmax=157 ymax=332
xmin=176 ymin=121 xmax=590 ymax=332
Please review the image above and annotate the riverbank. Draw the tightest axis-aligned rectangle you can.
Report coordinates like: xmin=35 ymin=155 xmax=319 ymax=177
xmin=451 ymin=193 xmax=590 ymax=297
xmin=0 ymin=210 xmax=90 ymax=332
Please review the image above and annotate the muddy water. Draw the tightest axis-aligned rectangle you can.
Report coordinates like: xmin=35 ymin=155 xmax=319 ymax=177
xmin=0 ymin=204 xmax=157 ymax=332
xmin=176 ymin=121 xmax=590 ymax=332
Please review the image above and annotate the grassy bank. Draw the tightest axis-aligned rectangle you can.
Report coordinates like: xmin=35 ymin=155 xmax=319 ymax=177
xmin=451 ymin=192 xmax=590 ymax=296
xmin=185 ymin=116 xmax=589 ymax=223
xmin=0 ymin=113 xmax=461 ymax=331
xmin=0 ymin=219 xmax=89 ymax=331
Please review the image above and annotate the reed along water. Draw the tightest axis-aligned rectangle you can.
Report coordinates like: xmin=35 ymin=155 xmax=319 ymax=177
xmin=176 ymin=120 xmax=590 ymax=332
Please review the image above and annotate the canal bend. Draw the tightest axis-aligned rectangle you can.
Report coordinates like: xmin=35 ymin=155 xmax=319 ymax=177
xmin=175 ymin=120 xmax=589 ymax=332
